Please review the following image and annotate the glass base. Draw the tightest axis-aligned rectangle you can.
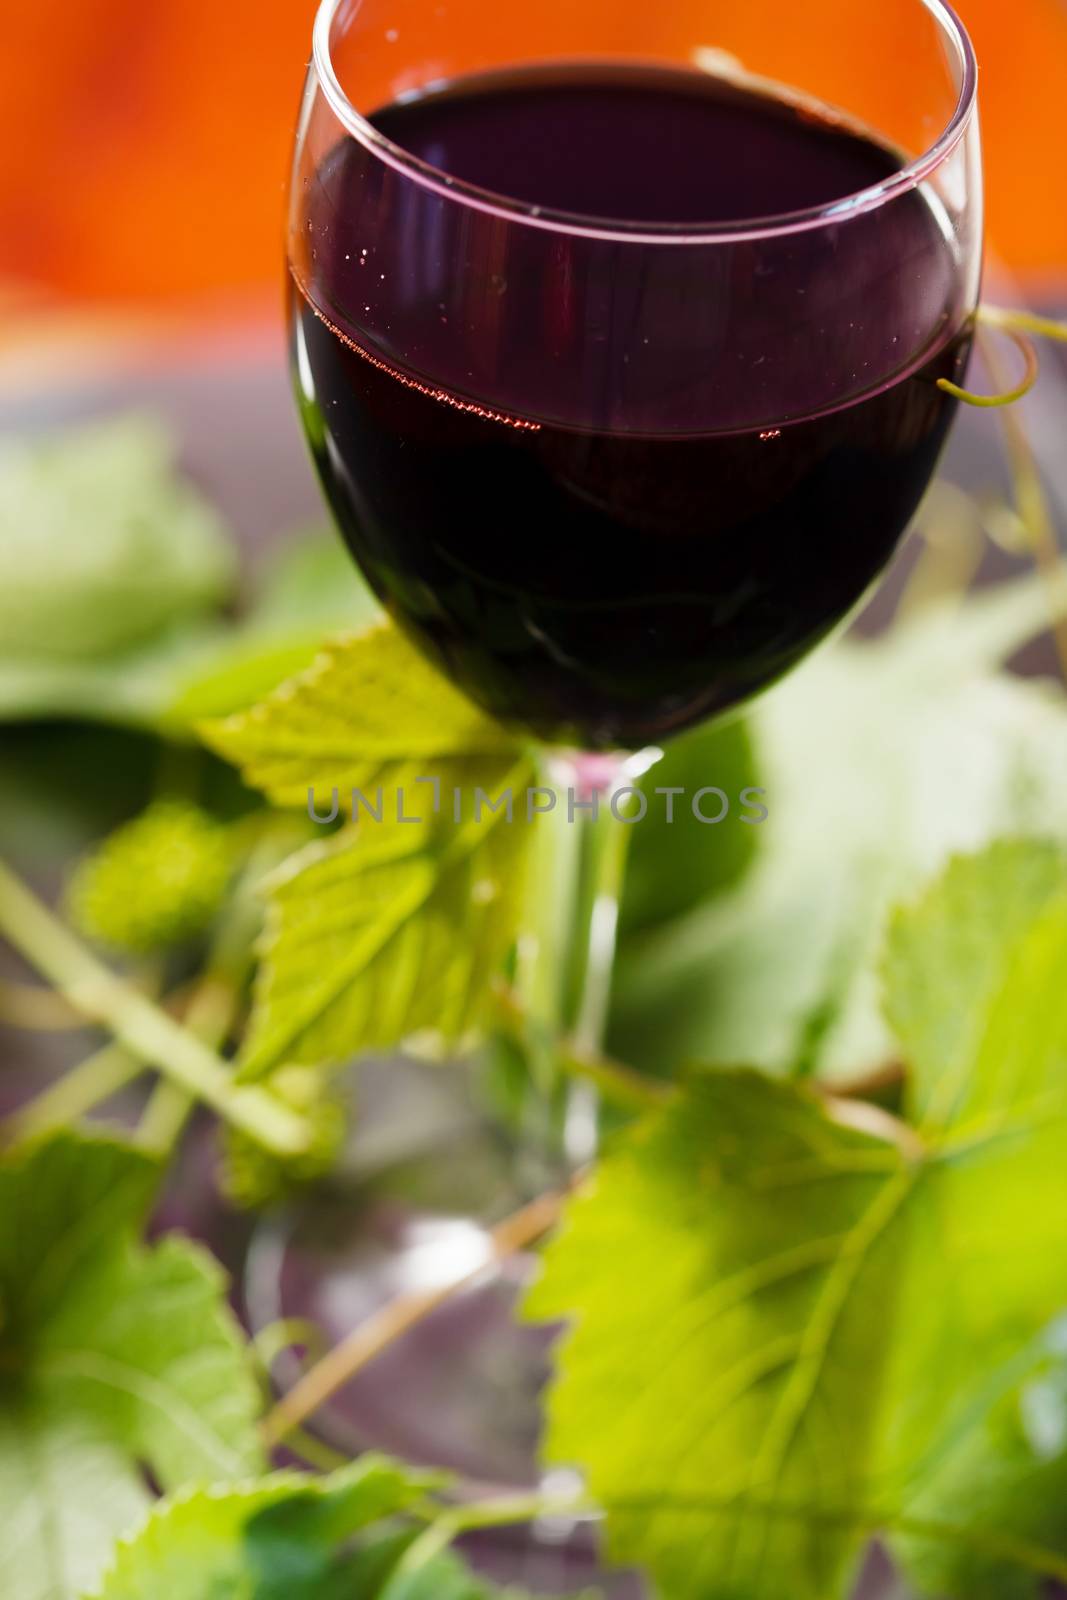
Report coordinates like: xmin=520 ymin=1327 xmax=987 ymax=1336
xmin=244 ymin=1053 xmax=566 ymax=1491
xmin=241 ymin=1052 xmax=632 ymax=1592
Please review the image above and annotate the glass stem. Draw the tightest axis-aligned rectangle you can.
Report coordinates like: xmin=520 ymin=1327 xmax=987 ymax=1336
xmin=516 ymin=747 xmax=659 ymax=1172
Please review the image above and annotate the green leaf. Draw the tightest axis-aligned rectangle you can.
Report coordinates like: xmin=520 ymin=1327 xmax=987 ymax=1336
xmin=619 ymin=716 xmax=761 ymax=937
xmin=201 ymin=617 xmax=534 ymax=1077
xmin=0 ymin=417 xmax=233 ymax=680
xmin=889 ymin=1313 xmax=1067 ymax=1600
xmin=531 ymin=842 xmax=1067 ymax=1600
xmin=83 ymin=1459 xmax=506 ymax=1600
xmin=202 ymin=620 xmax=520 ymax=808
xmin=239 ymin=757 xmax=532 ymax=1077
xmin=161 ymin=532 xmax=381 ymax=727
xmin=611 ymin=578 xmax=1067 ymax=1083
xmin=0 ymin=425 xmax=363 ymax=731
xmin=0 ymin=416 xmax=377 ymax=730
xmin=0 ymin=624 xmax=224 ymax=727
xmin=882 ymin=838 xmax=1067 ymax=1124
xmin=878 ymin=843 xmax=1067 ymax=1597
xmin=0 ymin=1131 xmax=264 ymax=1600
xmin=526 ymin=1071 xmax=908 ymax=1600
xmin=1 ymin=586 xmax=375 ymax=732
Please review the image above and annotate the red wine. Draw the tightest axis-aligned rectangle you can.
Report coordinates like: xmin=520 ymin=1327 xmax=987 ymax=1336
xmin=291 ymin=63 xmax=971 ymax=747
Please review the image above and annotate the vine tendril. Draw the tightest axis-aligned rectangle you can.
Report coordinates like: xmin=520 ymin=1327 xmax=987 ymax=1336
xmin=936 ymin=317 xmax=1039 ymax=408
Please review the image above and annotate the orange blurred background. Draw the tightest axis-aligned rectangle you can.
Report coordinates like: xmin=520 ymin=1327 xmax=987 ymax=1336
xmin=2 ymin=0 xmax=1065 ymax=321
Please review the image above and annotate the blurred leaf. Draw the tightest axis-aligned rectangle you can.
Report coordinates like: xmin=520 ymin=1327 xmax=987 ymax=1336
xmin=202 ymin=619 xmax=519 ymax=807
xmin=82 ymin=1456 xmax=480 ymax=1600
xmin=243 ymin=530 xmax=379 ymax=635
xmin=0 ymin=594 xmax=366 ymax=731
xmin=610 ymin=578 xmax=1067 ymax=1083
xmin=531 ymin=842 xmax=1067 ymax=1600
xmin=0 ymin=417 xmax=233 ymax=673
xmin=0 ymin=605 xmax=310 ymax=729
xmin=890 ymin=1313 xmax=1067 ymax=1600
xmin=161 ymin=532 xmax=381 ymax=726
xmin=619 ymin=716 xmax=761 ymax=936
xmin=0 ymin=417 xmax=378 ymax=730
xmin=239 ymin=757 xmax=532 ymax=1078
xmin=0 ymin=1131 xmax=263 ymax=1600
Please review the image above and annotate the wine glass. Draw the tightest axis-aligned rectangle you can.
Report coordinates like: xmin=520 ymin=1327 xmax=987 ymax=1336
xmin=289 ymin=0 xmax=979 ymax=754
xmin=253 ymin=0 xmax=981 ymax=1537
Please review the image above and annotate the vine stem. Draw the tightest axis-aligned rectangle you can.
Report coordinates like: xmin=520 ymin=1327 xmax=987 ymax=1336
xmin=395 ymin=1488 xmax=1067 ymax=1588
xmin=0 ymin=978 xmax=84 ymax=1031
xmin=830 ymin=1059 xmax=905 ymax=1101
xmin=978 ymin=304 xmax=1067 ymax=345
xmin=136 ymin=1081 xmax=195 ymax=1155
xmin=0 ymin=858 xmax=311 ymax=1157
xmin=393 ymin=1487 xmax=593 ymax=1582
xmin=260 ymin=1184 xmax=567 ymax=1448
xmin=136 ymin=974 xmax=238 ymax=1154
xmin=248 ymin=1320 xmax=352 ymax=1473
xmin=934 ymin=303 xmax=1067 ymax=408
xmin=820 ymin=1092 xmax=926 ymax=1161
xmin=554 ymin=1039 xmax=672 ymax=1112
xmin=433 ymin=1490 xmax=589 ymax=1534
xmin=4 ymin=1041 xmax=142 ymax=1143
xmin=936 ymin=322 xmax=1038 ymax=407
xmin=493 ymin=984 xmax=671 ymax=1113
xmin=502 ymin=978 xmax=912 ymax=1123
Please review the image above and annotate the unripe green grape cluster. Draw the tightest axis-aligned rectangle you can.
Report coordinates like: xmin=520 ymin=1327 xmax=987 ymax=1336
xmin=221 ymin=1065 xmax=346 ymax=1209
xmin=67 ymin=799 xmax=233 ymax=954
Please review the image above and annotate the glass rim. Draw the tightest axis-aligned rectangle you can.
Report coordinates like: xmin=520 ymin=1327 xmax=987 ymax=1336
xmin=310 ymin=0 xmax=978 ymax=244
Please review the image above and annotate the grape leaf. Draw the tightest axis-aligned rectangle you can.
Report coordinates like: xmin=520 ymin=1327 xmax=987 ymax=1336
xmin=526 ymin=1071 xmax=909 ymax=1600
xmin=201 ymin=620 xmax=520 ymax=807
xmin=882 ymin=837 xmax=1067 ymax=1124
xmin=239 ymin=756 xmax=532 ymax=1077
xmin=200 ymin=618 xmax=534 ymax=1077
xmin=0 ymin=625 xmax=228 ymax=727
xmin=0 ymin=415 xmax=376 ymax=731
xmin=84 ymin=1459 xmax=511 ymax=1600
xmin=0 ymin=1131 xmax=264 ymax=1600
xmin=530 ymin=842 xmax=1067 ymax=1600
xmin=888 ymin=1312 xmax=1067 ymax=1600
xmin=878 ymin=845 xmax=1067 ymax=1598
xmin=611 ymin=576 xmax=1067 ymax=1083
xmin=160 ymin=532 xmax=381 ymax=727
xmin=0 ymin=417 xmax=233 ymax=679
